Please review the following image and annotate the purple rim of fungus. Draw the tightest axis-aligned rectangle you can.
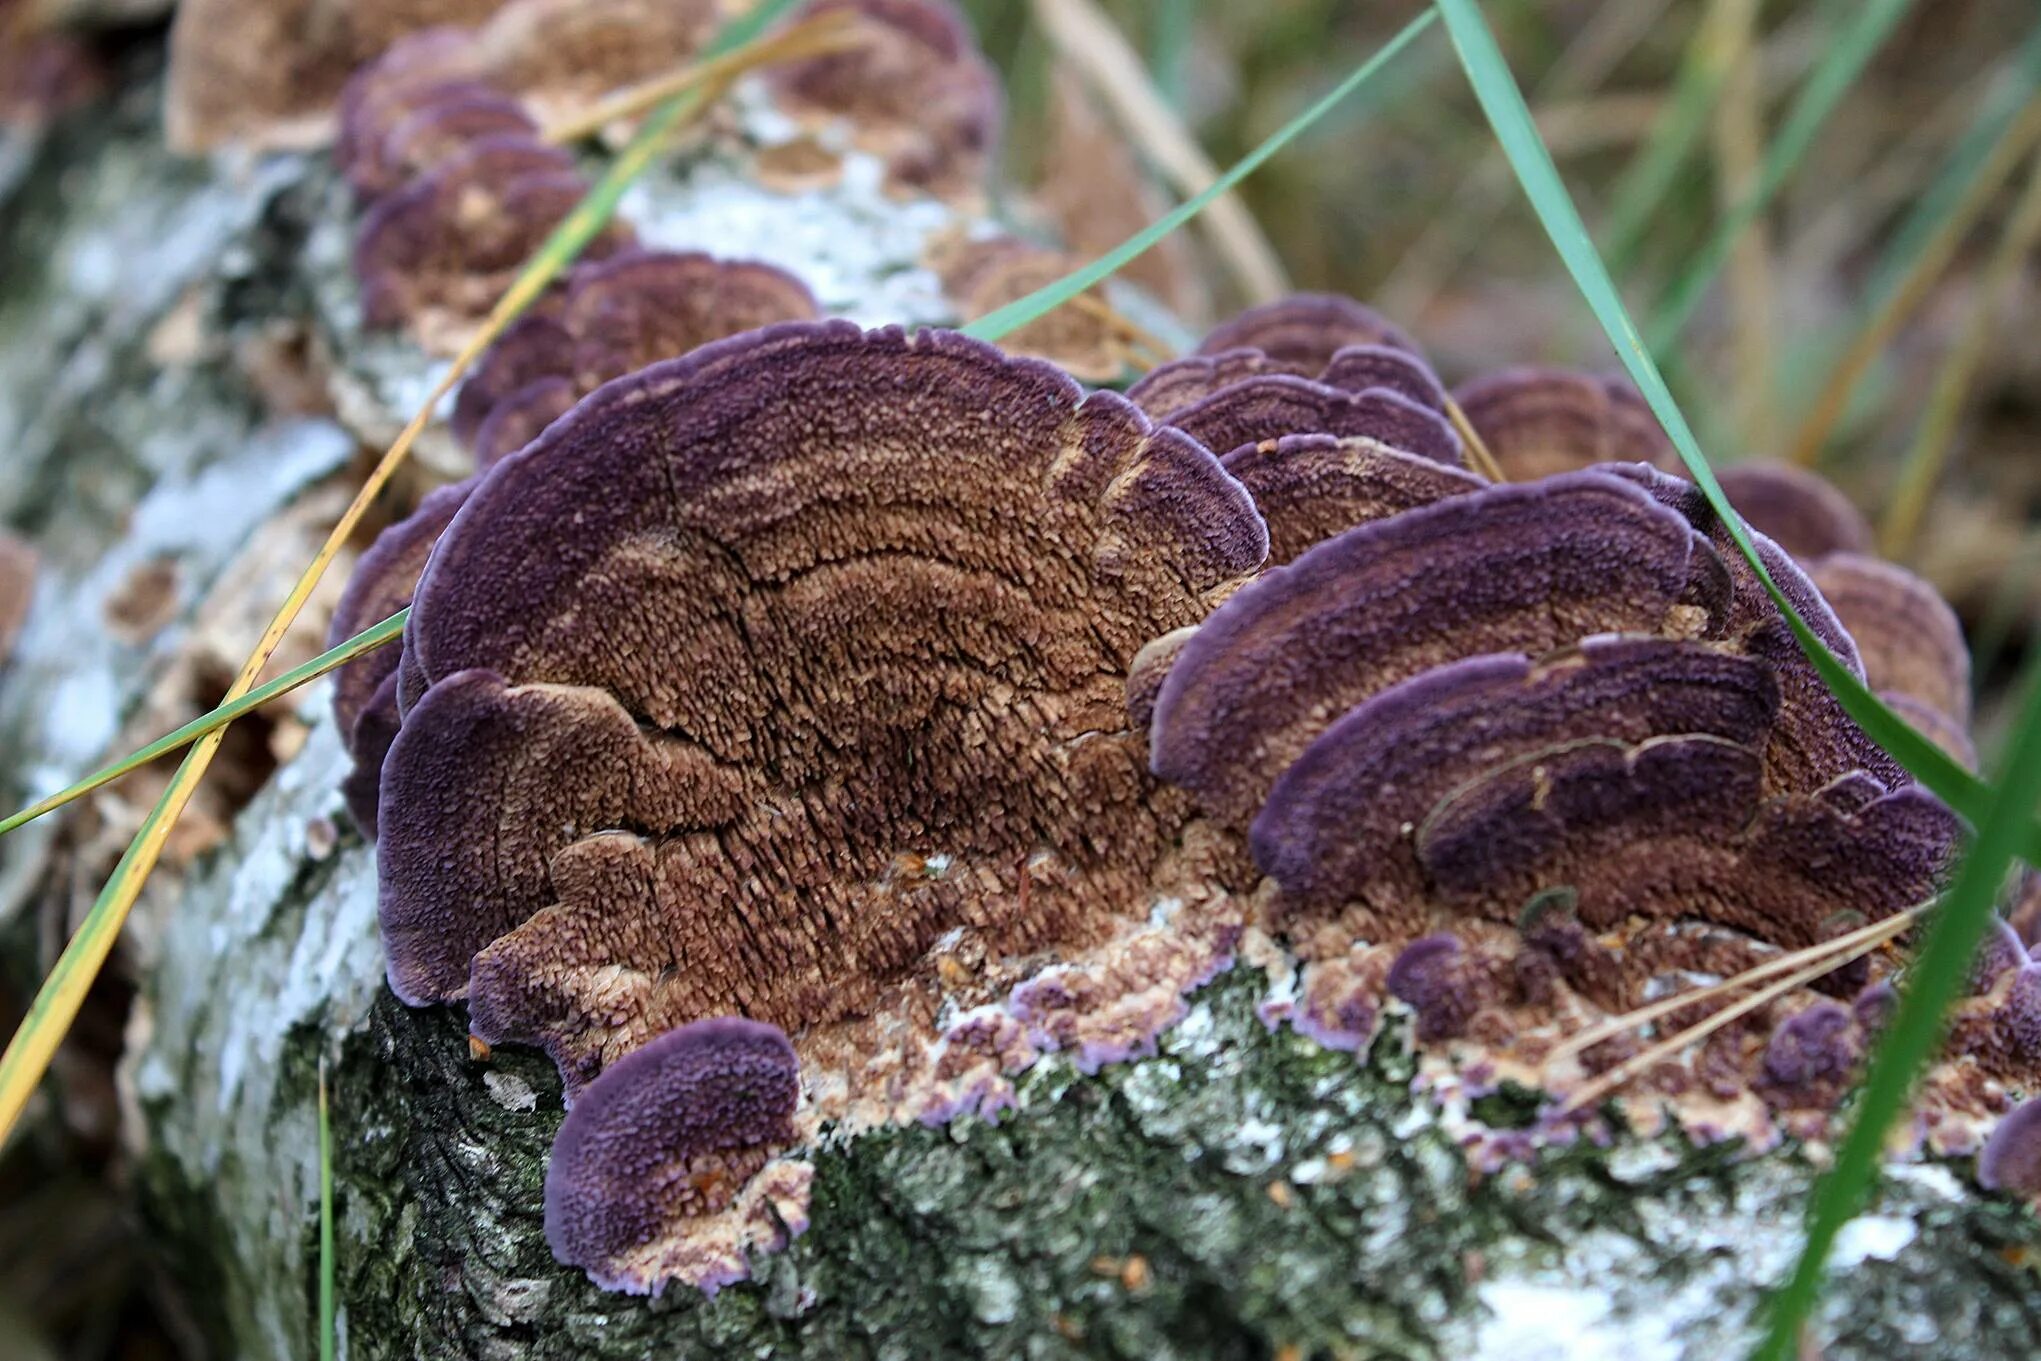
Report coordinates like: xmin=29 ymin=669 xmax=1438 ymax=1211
xmin=1219 ymin=433 xmax=1486 ymax=566
xmin=1809 ymin=552 xmax=1972 ymax=727
xmin=767 ymin=0 xmax=1001 ymax=202
xmin=335 ymin=30 xmax=481 ymax=175
xmin=343 ymin=671 xmax=403 ymax=839
xmin=1148 ymin=470 xmax=1721 ymax=828
xmin=454 ymin=251 xmax=818 ymax=464
xmin=1969 ymin=918 xmax=2029 ymax=994
xmin=1127 ymin=342 xmax=1446 ymax=425
xmin=1385 ymin=933 xmax=1474 ymax=1041
xmin=376 ymin=668 xmax=748 ymax=1006
xmin=1163 ymin=374 xmax=1463 ymax=469
xmin=1978 ymin=1096 xmax=2041 ymax=1195
xmin=1603 ymin=463 xmax=1906 ymax=794
xmin=345 ymin=80 xmax=538 ymax=199
xmin=2004 ymin=965 xmax=2041 ymax=1062
xmin=380 ymin=323 xmax=1266 ymax=1080
xmin=1453 ymin=368 xmax=1676 ymax=480
xmin=1412 ymin=736 xmax=1957 ymax=948
xmin=543 ymin=1017 xmax=800 ymax=1295
xmin=1196 ymin=293 xmax=1421 ymax=368
xmin=1715 ymin=461 xmax=1874 ymax=563
xmin=1251 ymin=637 xmax=1780 ymax=918
xmin=452 ymin=312 xmax=576 ymax=444
xmin=326 ymin=479 xmax=474 ymax=742
xmin=1760 ymin=1001 xmax=1858 ymax=1090
xmin=352 ymin=134 xmax=633 ymax=330
xmin=472 ymin=376 xmax=580 ymax=470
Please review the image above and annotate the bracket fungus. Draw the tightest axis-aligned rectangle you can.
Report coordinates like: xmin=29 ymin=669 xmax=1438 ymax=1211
xmin=339 ymin=287 xmax=2017 ymax=1294
xmin=453 ymin=250 xmax=820 ymax=468
xmin=767 ymin=0 xmax=1000 ymax=203
xmin=353 ymin=134 xmax=635 ymax=338
xmin=369 ymin=321 xmax=1267 ymax=1288
xmin=326 ymin=480 xmax=473 ymax=838
xmin=1715 ymin=461 xmax=1875 ymax=563
xmin=1980 ymin=1095 xmax=2041 ymax=1198
xmin=543 ymin=1017 xmax=806 ymax=1294
xmin=930 ymin=234 xmax=1141 ymax=383
xmin=1453 ymin=367 xmax=1678 ymax=481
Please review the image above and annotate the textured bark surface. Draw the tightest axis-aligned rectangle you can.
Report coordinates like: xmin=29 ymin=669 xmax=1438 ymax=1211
xmin=1 ymin=50 xmax=2038 ymax=1361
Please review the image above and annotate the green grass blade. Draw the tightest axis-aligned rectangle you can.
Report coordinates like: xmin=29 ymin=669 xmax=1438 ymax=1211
xmin=318 ymin=1061 xmax=336 ymax=1361
xmin=1599 ymin=0 xmax=1733 ymax=272
xmin=1864 ymin=24 xmax=2041 ymax=308
xmin=1754 ymin=653 xmax=2041 ymax=1360
xmin=962 ymin=9 xmax=1438 ymax=344
xmin=1426 ymin=0 xmax=2041 ymax=865
xmin=0 ymin=609 xmax=407 ymax=840
xmin=1646 ymin=0 xmax=1918 ymax=354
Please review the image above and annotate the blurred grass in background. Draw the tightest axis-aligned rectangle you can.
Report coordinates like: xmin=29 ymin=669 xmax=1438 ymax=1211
xmin=969 ymin=0 xmax=2038 ymax=750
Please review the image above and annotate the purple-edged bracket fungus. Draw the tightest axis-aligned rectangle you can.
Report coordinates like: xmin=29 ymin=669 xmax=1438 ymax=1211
xmin=1979 ymin=1096 xmax=2041 ymax=1199
xmin=454 ymin=250 xmax=820 ymax=468
xmin=1128 ymin=342 xmax=1448 ymax=428
xmin=1808 ymin=552 xmax=1972 ymax=729
xmin=1150 ymin=470 xmax=1726 ymax=831
xmin=352 ymin=134 xmax=635 ymax=343
xmin=1193 ymin=293 xmax=1421 ymax=371
xmin=767 ymin=0 xmax=1000 ymax=203
xmin=164 ymin=0 xmax=502 ymax=152
xmin=930 ymin=234 xmax=1139 ymax=383
xmin=379 ymin=322 xmax=1266 ymax=1090
xmin=1453 ymin=368 xmax=1678 ymax=481
xmin=1715 ymin=461 xmax=1875 ymax=563
xmin=325 ymin=481 xmax=473 ymax=838
xmin=543 ymin=1017 xmax=806 ymax=1294
xmin=468 ymin=0 xmax=720 ymax=125
xmin=340 ymin=78 xmax=539 ymax=200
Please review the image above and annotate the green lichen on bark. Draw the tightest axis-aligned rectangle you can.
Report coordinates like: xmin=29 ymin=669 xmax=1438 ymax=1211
xmin=293 ymin=943 xmax=2041 ymax=1361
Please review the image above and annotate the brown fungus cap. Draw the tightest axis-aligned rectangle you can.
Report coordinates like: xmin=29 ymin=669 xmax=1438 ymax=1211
xmin=930 ymin=235 xmax=1129 ymax=383
xmin=1219 ymin=433 xmax=1485 ymax=567
xmin=0 ymin=529 xmax=34 ymax=666
xmin=1453 ymin=367 xmax=1678 ymax=480
xmin=1148 ymin=470 xmax=1726 ymax=829
xmin=351 ymin=134 xmax=635 ymax=340
xmin=1195 ymin=293 xmax=1421 ymax=370
xmin=468 ymin=0 xmax=719 ymax=124
xmin=340 ymin=79 xmax=538 ymax=200
xmin=767 ymin=0 xmax=1000 ymax=203
xmin=165 ymin=0 xmax=501 ymax=152
xmin=543 ymin=1017 xmax=803 ymax=1294
xmin=379 ymin=322 xmax=1266 ymax=1084
xmin=1161 ymin=374 xmax=1464 ymax=471
xmin=1128 ymin=343 xmax=1447 ymax=425
xmin=1716 ymin=461 xmax=1875 ymax=563
xmin=1250 ymin=638 xmax=1781 ymax=932
xmin=1809 ymin=552 xmax=1972 ymax=728
xmin=455 ymin=250 xmax=819 ymax=467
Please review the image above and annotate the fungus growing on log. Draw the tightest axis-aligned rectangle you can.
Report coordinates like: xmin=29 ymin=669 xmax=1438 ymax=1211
xmin=165 ymin=0 xmax=501 ymax=152
xmin=1453 ymin=367 xmax=1677 ymax=480
xmin=1218 ymin=435 xmax=1484 ymax=566
xmin=453 ymin=251 xmax=819 ymax=467
xmin=1979 ymin=1096 xmax=2041 ymax=1197
xmin=1194 ymin=292 xmax=1420 ymax=369
xmin=1149 ymin=471 xmax=1723 ymax=828
xmin=543 ymin=1017 xmax=805 ymax=1294
xmin=767 ymin=0 xmax=1000 ymax=203
xmin=1129 ymin=342 xmax=1448 ymax=425
xmin=325 ymin=480 xmax=473 ymax=838
xmin=1809 ymin=552 xmax=1972 ymax=728
xmin=930 ymin=235 xmax=1133 ymax=382
xmin=1716 ymin=461 xmax=1874 ymax=563
xmin=352 ymin=134 xmax=635 ymax=336
xmin=380 ymin=322 xmax=1266 ymax=1087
